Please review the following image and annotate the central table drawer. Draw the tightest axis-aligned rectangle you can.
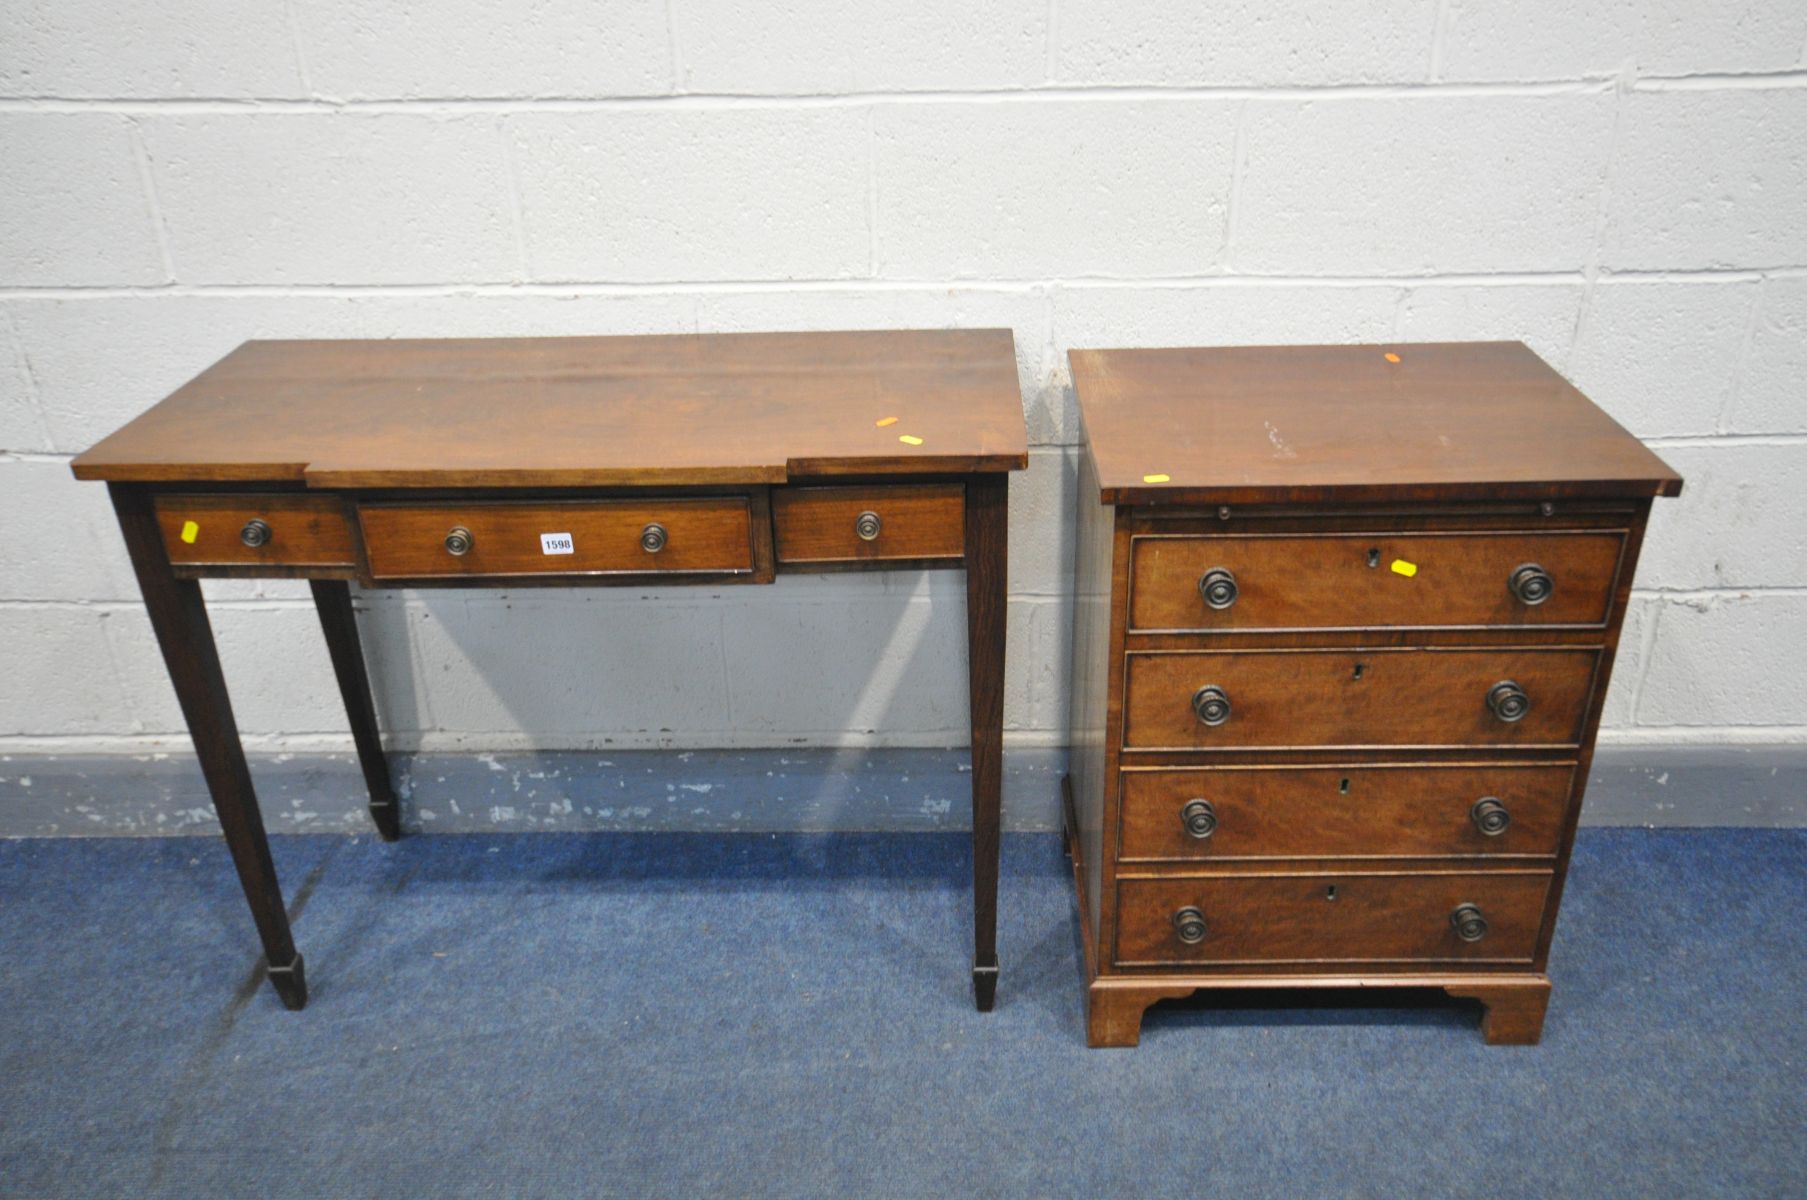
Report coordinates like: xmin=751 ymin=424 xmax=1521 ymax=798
xmin=1123 ymin=647 xmax=1600 ymax=750
xmin=359 ymin=498 xmax=755 ymax=580
xmin=1129 ymin=530 xmax=1626 ymax=632
xmin=1118 ymin=764 xmax=1574 ymax=862
xmin=1115 ymin=871 xmax=1552 ymax=967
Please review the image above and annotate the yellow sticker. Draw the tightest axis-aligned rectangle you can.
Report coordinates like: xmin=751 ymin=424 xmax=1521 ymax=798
xmin=180 ymin=520 xmax=199 ymax=544
xmin=1384 ymin=352 xmax=1401 ymax=364
xmin=1391 ymin=559 xmax=1417 ymax=577
xmin=1142 ymin=473 xmax=1171 ymax=484
xmin=875 ymin=416 xmax=899 ymax=427
xmin=898 ymin=434 xmax=924 ymax=446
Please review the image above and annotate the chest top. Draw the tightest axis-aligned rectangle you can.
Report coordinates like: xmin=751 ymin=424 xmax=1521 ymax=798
xmin=72 ymin=329 xmax=1028 ymax=489
xmin=1069 ymin=341 xmax=1681 ymax=506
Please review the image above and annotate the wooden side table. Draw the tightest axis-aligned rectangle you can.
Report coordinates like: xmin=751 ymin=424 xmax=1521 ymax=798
xmin=1063 ymin=342 xmax=1681 ymax=1046
xmin=72 ymin=330 xmax=1028 ymax=1012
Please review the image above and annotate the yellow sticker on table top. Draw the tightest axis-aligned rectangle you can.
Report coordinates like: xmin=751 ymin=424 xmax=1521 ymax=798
xmin=1142 ymin=473 xmax=1171 ymax=484
xmin=875 ymin=416 xmax=899 ymax=427
xmin=1390 ymin=558 xmax=1418 ymax=577
xmin=898 ymin=434 xmax=924 ymax=446
xmin=1384 ymin=352 xmax=1402 ymax=364
xmin=180 ymin=520 xmax=199 ymax=544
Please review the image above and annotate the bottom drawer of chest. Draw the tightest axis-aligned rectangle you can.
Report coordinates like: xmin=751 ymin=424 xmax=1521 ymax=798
xmin=1115 ymin=871 xmax=1551 ymax=968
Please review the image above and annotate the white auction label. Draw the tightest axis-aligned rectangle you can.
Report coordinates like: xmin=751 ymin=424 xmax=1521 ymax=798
xmin=539 ymin=532 xmax=575 ymax=555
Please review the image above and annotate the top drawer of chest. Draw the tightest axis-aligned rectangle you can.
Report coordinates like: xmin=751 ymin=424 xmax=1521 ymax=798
xmin=1128 ymin=529 xmax=1627 ymax=633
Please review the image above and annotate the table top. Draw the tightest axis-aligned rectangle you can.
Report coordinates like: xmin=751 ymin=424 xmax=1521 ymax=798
xmin=1070 ymin=341 xmax=1682 ymax=505
xmin=72 ymin=330 xmax=1029 ymax=488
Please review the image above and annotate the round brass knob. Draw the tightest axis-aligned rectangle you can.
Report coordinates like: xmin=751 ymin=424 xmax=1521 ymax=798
xmin=1487 ymin=680 xmax=1530 ymax=723
xmin=443 ymin=526 xmax=473 ymax=556
xmin=1191 ymin=685 xmax=1231 ymax=727
xmin=239 ymin=518 xmax=272 ymax=548
xmin=1173 ymin=906 xmax=1208 ymax=945
xmin=1509 ymin=562 xmax=1554 ymax=606
xmin=1470 ymin=797 xmax=1511 ymax=836
xmin=855 ymin=511 xmax=882 ymax=542
xmin=1180 ymin=798 xmax=1217 ymax=839
xmin=1450 ymin=903 xmax=1489 ymax=943
xmin=640 ymin=523 xmax=668 ymax=554
xmin=1198 ymin=567 xmax=1238 ymax=610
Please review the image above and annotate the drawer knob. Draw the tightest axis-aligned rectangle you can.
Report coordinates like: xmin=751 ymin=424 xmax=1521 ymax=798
xmin=1191 ymin=685 xmax=1232 ymax=727
xmin=1486 ymin=680 xmax=1531 ymax=723
xmin=1197 ymin=567 xmax=1238 ymax=610
xmin=1180 ymin=798 xmax=1218 ymax=839
xmin=1450 ymin=903 xmax=1489 ymax=943
xmin=1509 ymin=562 xmax=1554 ymax=606
xmin=239 ymin=518 xmax=272 ymax=548
xmin=1173 ymin=906 xmax=1208 ymax=945
xmin=443 ymin=526 xmax=473 ymax=557
xmin=855 ymin=510 xmax=882 ymax=541
xmin=640 ymin=523 xmax=668 ymax=554
xmin=1470 ymin=796 xmax=1512 ymax=836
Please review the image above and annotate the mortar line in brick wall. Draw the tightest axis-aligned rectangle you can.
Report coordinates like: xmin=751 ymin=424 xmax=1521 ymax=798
xmin=1630 ymin=587 xmax=1807 ymax=601
xmin=1597 ymin=727 xmax=1807 ymax=744
xmin=864 ymin=106 xmax=879 ymax=278
xmin=11 ymin=268 xmax=1807 ymax=300
xmin=663 ymin=0 xmax=685 ymax=94
xmin=1644 ymin=433 xmax=1807 ymax=447
xmin=0 ymin=79 xmax=1637 ymax=115
xmin=1574 ymin=66 xmax=1633 ymax=369
xmin=1632 ymin=70 xmax=1807 ymax=91
xmin=497 ymin=117 xmax=532 ymax=282
xmin=0 ymin=273 xmax=1604 ymax=299
xmin=0 ymin=311 xmax=54 ymax=452
xmin=280 ymin=0 xmax=316 ymax=98
xmin=1428 ymin=0 xmax=1453 ymax=82
xmin=1219 ymin=101 xmax=1250 ymax=269
xmin=1622 ymin=593 xmax=1664 ymax=725
xmin=1719 ymin=282 xmax=1768 ymax=435
xmin=125 ymin=121 xmax=177 ymax=284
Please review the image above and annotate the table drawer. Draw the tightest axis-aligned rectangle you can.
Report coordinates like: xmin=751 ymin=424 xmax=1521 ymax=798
xmin=1129 ymin=530 xmax=1626 ymax=632
xmin=359 ymin=498 xmax=755 ymax=580
xmin=1115 ymin=871 xmax=1552 ymax=967
xmin=1123 ymin=648 xmax=1599 ymax=750
xmin=773 ymin=484 xmax=964 ymax=565
xmin=156 ymin=493 xmax=355 ymax=568
xmin=1118 ymin=764 xmax=1574 ymax=862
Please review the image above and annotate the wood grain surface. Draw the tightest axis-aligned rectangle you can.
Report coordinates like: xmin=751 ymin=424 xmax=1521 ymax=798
xmin=72 ymin=330 xmax=1028 ymax=487
xmin=1070 ymin=342 xmax=1683 ymax=505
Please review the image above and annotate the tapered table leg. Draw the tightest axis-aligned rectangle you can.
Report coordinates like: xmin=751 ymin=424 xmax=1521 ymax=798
xmin=109 ymin=485 xmax=307 ymax=1010
xmin=964 ymin=472 xmax=1007 ymax=1012
xmin=310 ymin=580 xmax=400 ymax=841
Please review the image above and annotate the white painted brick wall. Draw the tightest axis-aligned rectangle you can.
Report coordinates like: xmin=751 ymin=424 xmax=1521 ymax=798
xmin=1 ymin=1 xmax=1803 ymax=755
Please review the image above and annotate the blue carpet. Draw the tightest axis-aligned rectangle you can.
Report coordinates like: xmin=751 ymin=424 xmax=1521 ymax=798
xmin=0 ymin=828 xmax=1802 ymax=1198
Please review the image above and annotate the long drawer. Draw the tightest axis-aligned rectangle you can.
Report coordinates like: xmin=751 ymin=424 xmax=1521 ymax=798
xmin=1118 ymin=764 xmax=1573 ymax=862
xmin=1129 ymin=530 xmax=1625 ymax=632
xmin=1115 ymin=871 xmax=1552 ymax=967
xmin=359 ymin=498 xmax=755 ymax=581
xmin=1122 ymin=647 xmax=1599 ymax=750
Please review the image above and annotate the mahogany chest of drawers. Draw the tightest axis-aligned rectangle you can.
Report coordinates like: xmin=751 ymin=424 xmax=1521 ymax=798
xmin=1063 ymin=342 xmax=1682 ymax=1047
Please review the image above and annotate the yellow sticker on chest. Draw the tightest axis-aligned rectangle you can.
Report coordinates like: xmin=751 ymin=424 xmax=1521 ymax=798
xmin=1390 ymin=559 xmax=1417 ymax=577
xmin=180 ymin=520 xmax=199 ymax=544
